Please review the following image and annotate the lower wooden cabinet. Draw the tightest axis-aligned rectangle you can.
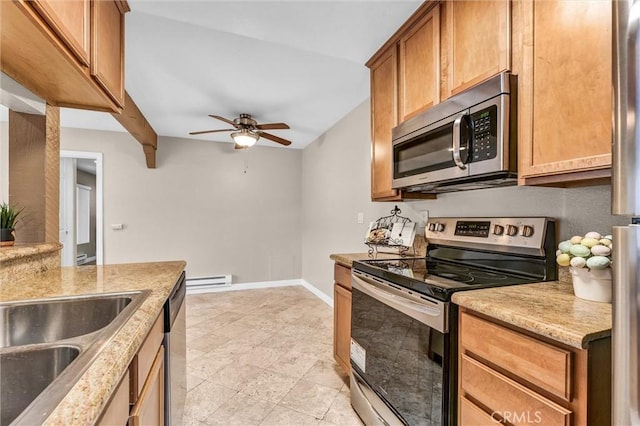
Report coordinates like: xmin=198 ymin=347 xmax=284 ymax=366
xmin=95 ymin=312 xmax=165 ymax=425
xmin=333 ymin=263 xmax=352 ymax=374
xmin=458 ymin=310 xmax=611 ymax=425
xmin=128 ymin=312 xmax=165 ymax=425
xmin=130 ymin=345 xmax=165 ymax=426
xmin=130 ymin=313 xmax=164 ymax=402
xmin=97 ymin=370 xmax=130 ymax=426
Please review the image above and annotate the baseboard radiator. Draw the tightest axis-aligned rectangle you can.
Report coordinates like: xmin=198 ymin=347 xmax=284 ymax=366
xmin=186 ymin=275 xmax=232 ymax=294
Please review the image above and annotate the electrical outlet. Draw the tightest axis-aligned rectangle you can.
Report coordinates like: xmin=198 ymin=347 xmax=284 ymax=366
xmin=357 ymin=212 xmax=364 ymax=224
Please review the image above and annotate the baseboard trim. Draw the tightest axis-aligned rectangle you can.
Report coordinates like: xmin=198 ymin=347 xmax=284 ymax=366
xmin=186 ymin=278 xmax=333 ymax=307
xmin=300 ymin=279 xmax=333 ymax=308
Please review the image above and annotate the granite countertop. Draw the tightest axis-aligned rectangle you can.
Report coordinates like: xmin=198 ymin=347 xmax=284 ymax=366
xmin=452 ymin=279 xmax=612 ymax=350
xmin=0 ymin=242 xmax=62 ymax=262
xmin=0 ymin=261 xmax=186 ymax=425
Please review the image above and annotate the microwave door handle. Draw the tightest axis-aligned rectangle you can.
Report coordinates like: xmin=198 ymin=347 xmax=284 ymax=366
xmin=452 ymin=114 xmax=468 ymax=169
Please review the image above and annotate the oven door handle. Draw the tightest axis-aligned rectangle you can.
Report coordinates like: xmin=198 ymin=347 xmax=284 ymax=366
xmin=352 ymin=274 xmax=447 ymax=332
xmin=354 ymin=276 xmax=441 ymax=316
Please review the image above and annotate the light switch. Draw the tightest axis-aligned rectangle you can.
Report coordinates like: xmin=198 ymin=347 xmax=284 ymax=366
xmin=111 ymin=224 xmax=124 ymax=230
xmin=357 ymin=212 xmax=364 ymax=224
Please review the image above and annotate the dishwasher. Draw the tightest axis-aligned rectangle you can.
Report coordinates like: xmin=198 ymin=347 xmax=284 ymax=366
xmin=164 ymin=272 xmax=186 ymax=425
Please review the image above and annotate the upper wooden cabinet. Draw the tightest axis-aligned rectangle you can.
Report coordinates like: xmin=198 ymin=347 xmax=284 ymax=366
xmin=367 ymin=3 xmax=441 ymax=201
xmin=516 ymin=0 xmax=612 ymax=185
xmin=367 ymin=1 xmax=508 ymax=201
xmin=398 ymin=5 xmax=440 ymax=122
xmin=91 ymin=0 xmax=126 ymax=107
xmin=443 ymin=0 xmax=510 ymax=97
xmin=370 ymin=48 xmax=400 ymax=201
xmin=0 ymin=0 xmax=129 ymax=113
xmin=29 ymin=0 xmax=91 ymax=66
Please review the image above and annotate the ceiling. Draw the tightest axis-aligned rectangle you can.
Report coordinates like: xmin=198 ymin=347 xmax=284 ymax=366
xmin=3 ymin=1 xmax=422 ymax=149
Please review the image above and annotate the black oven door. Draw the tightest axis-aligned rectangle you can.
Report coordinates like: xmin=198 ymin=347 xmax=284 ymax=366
xmin=350 ymin=272 xmax=455 ymax=426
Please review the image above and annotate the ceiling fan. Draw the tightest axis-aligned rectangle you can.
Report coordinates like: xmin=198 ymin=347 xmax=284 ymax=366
xmin=189 ymin=113 xmax=291 ymax=149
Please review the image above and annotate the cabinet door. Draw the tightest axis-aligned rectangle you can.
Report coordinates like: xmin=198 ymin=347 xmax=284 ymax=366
xmin=333 ymin=283 xmax=352 ymax=374
xmin=370 ymin=47 xmax=400 ymax=201
xmin=130 ymin=345 xmax=165 ymax=426
xmin=398 ymin=4 xmax=440 ymax=122
xmin=460 ymin=355 xmax=572 ymax=425
xmin=461 ymin=312 xmax=573 ymax=400
xmin=91 ymin=0 xmax=125 ymax=107
xmin=460 ymin=396 xmax=498 ymax=425
xmin=130 ymin=313 xmax=164 ymax=403
xmin=29 ymin=0 xmax=90 ymax=66
xmin=445 ymin=0 xmax=510 ymax=97
xmin=518 ymin=0 xmax=612 ymax=184
xmin=97 ymin=370 xmax=130 ymax=426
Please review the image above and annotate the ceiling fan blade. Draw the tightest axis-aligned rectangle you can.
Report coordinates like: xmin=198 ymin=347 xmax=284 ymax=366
xmin=255 ymin=122 xmax=290 ymax=130
xmin=208 ymin=115 xmax=238 ymax=127
xmin=189 ymin=128 xmax=235 ymax=135
xmin=234 ymin=144 xmax=248 ymax=150
xmin=259 ymin=132 xmax=292 ymax=146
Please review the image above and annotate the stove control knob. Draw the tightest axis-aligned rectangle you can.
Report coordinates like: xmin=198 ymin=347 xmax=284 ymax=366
xmin=506 ymin=224 xmax=518 ymax=236
xmin=435 ymin=223 xmax=445 ymax=232
xmin=493 ymin=224 xmax=505 ymax=235
xmin=520 ymin=225 xmax=535 ymax=237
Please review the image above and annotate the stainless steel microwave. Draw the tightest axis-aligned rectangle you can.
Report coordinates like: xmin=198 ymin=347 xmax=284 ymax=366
xmin=392 ymin=72 xmax=517 ymax=193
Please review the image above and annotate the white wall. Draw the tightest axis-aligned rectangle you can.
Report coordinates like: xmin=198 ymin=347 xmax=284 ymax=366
xmin=300 ymin=99 xmax=628 ymax=298
xmin=61 ymin=128 xmax=303 ymax=282
xmin=301 ymin=100 xmax=404 ymax=297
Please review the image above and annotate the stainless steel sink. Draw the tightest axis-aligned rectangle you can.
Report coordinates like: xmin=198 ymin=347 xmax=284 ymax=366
xmin=0 ymin=294 xmax=134 ymax=348
xmin=0 ymin=290 xmax=151 ymax=425
xmin=1 ymin=346 xmax=80 ymax=426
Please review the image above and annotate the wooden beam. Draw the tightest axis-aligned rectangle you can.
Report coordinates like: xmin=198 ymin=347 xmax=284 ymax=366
xmin=111 ymin=90 xmax=158 ymax=168
xmin=142 ymin=145 xmax=156 ymax=169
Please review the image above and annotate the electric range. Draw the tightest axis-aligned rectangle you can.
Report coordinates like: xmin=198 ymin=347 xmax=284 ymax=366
xmin=349 ymin=217 xmax=557 ymax=426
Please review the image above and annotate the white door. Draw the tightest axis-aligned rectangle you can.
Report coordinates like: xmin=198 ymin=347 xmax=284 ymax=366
xmin=59 ymin=150 xmax=104 ymax=265
xmin=59 ymin=157 xmax=76 ymax=266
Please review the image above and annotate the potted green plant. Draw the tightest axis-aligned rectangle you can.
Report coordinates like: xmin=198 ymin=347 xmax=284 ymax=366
xmin=1 ymin=202 xmax=24 ymax=247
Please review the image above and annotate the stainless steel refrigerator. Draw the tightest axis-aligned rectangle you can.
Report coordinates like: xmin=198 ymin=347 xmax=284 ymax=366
xmin=613 ymin=1 xmax=640 ymax=424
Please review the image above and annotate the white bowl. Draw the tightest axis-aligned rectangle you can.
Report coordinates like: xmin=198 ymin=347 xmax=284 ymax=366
xmin=570 ymin=266 xmax=612 ymax=303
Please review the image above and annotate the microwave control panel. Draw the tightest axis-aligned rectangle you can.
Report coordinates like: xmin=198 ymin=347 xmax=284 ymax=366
xmin=471 ymin=105 xmax=498 ymax=163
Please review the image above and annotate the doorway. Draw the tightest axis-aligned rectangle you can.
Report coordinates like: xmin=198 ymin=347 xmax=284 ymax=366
xmin=59 ymin=151 xmax=104 ymax=266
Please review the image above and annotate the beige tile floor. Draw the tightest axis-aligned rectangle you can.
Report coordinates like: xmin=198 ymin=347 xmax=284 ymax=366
xmin=183 ymin=285 xmax=364 ymax=426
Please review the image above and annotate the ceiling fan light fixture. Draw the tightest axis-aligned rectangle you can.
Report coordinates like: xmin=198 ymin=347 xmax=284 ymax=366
xmin=231 ymin=129 xmax=259 ymax=147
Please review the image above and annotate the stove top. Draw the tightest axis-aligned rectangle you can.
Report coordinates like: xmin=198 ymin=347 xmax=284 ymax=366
xmin=353 ymin=217 xmax=557 ymax=302
xmin=354 ymin=257 xmax=543 ymax=301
